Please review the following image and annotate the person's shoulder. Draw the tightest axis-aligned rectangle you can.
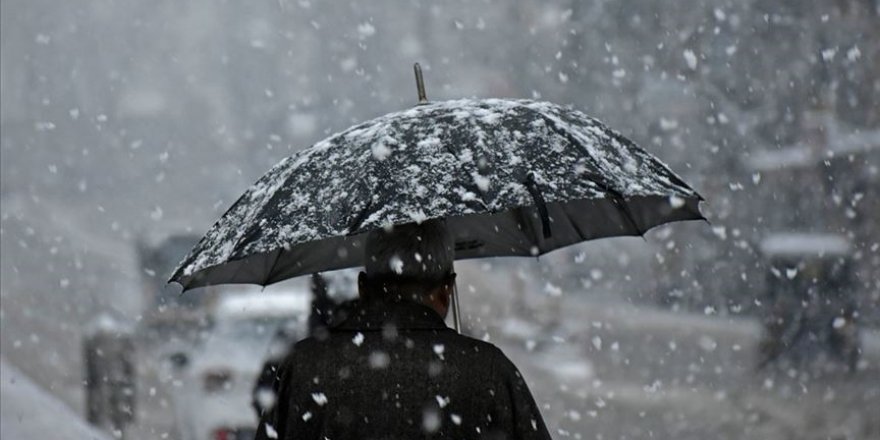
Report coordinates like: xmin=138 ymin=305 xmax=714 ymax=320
xmin=278 ymin=335 xmax=323 ymax=363
xmin=282 ymin=330 xmax=357 ymax=358
xmin=453 ymin=333 xmax=526 ymax=376
xmin=442 ymin=332 xmax=510 ymax=361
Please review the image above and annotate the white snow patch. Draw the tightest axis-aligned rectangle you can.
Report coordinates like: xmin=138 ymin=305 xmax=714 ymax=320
xmin=369 ymin=351 xmax=390 ymax=369
xmin=822 ymin=47 xmax=837 ymax=61
xmin=265 ymin=423 xmax=279 ymax=438
xmin=371 ymin=142 xmax=393 ymax=160
xmin=683 ymin=50 xmax=698 ymax=70
xmin=357 ymin=22 xmax=376 ymax=38
xmin=311 ymin=392 xmax=328 ymax=406
xmin=435 ymin=395 xmax=450 ymax=408
xmin=659 ymin=118 xmax=678 ymax=131
xmin=480 ymin=112 xmax=502 ymax=125
xmin=668 ymin=194 xmax=685 ymax=209
xmin=698 ymin=335 xmax=718 ymax=352
xmin=339 ymin=57 xmax=357 ymax=72
xmin=544 ymin=282 xmax=563 ymax=297
xmin=423 ymin=409 xmax=441 ymax=432
xmin=406 ymin=209 xmax=428 ymax=224
xmin=389 ymin=255 xmax=404 ymax=274
xmin=473 ymin=174 xmax=491 ymax=192
xmin=417 ymin=137 xmax=441 ymax=149
xmin=847 ymin=46 xmax=861 ymax=62
xmin=256 ymin=388 xmax=277 ymax=410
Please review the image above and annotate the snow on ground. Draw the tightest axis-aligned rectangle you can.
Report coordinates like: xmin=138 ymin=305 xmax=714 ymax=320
xmin=1 ymin=356 xmax=111 ymax=440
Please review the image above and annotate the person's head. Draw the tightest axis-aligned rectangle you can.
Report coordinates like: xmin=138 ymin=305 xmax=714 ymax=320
xmin=358 ymin=219 xmax=456 ymax=317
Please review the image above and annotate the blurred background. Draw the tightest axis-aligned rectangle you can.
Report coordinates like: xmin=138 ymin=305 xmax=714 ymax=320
xmin=1 ymin=1 xmax=878 ymax=439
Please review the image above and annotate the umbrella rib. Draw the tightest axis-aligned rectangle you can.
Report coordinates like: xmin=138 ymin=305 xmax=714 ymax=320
xmin=530 ymin=103 xmax=702 ymax=202
xmin=214 ymin=169 xmax=303 ymax=285
xmin=207 ymin=253 xmax=250 ymax=288
xmin=455 ymin=110 xmax=495 ymax=209
xmin=228 ymin=185 xmax=296 ymax=260
xmin=169 ymin=185 xmax=267 ymax=285
xmin=562 ymin=203 xmax=589 ymax=241
xmin=530 ymin=111 xmax=645 ymax=237
xmin=606 ymin=130 xmax=704 ymax=201
xmin=596 ymin=180 xmax=644 ymax=238
xmin=346 ymin=198 xmax=373 ymax=235
xmin=524 ymin=173 xmax=552 ymax=239
xmin=261 ymin=248 xmax=284 ymax=285
xmin=512 ymin=206 xmax=541 ymax=252
xmin=347 ymin=137 xmax=382 ymax=235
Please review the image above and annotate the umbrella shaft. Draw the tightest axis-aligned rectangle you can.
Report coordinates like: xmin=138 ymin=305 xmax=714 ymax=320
xmin=452 ymin=283 xmax=462 ymax=333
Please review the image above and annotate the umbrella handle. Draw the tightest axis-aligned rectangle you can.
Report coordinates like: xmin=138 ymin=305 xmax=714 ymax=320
xmin=452 ymin=283 xmax=462 ymax=333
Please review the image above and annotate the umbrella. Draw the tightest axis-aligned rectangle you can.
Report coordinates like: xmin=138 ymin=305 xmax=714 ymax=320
xmin=170 ymin=64 xmax=704 ymax=329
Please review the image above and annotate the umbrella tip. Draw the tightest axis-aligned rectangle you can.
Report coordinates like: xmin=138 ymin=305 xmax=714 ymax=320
xmin=413 ymin=63 xmax=428 ymax=104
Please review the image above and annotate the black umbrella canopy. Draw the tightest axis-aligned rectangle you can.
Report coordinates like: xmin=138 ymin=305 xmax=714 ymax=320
xmin=171 ymin=98 xmax=704 ymax=290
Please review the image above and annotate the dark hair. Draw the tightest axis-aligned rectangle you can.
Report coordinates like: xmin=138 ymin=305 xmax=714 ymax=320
xmin=362 ymin=220 xmax=454 ymax=296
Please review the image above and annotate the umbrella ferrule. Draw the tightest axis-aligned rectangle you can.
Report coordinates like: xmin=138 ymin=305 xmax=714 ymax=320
xmin=414 ymin=63 xmax=428 ymax=104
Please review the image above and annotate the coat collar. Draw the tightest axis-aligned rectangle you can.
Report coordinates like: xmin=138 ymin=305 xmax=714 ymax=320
xmin=331 ymin=298 xmax=450 ymax=332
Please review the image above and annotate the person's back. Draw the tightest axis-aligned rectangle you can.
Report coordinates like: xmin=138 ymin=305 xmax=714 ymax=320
xmin=258 ymin=298 xmax=548 ymax=439
xmin=255 ymin=220 xmax=550 ymax=439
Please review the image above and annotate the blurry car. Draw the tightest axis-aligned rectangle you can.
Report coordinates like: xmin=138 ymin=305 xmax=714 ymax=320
xmin=170 ymin=289 xmax=310 ymax=440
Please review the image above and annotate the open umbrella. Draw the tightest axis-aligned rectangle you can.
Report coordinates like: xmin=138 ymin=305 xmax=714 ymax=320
xmin=170 ymin=64 xmax=704 ymax=329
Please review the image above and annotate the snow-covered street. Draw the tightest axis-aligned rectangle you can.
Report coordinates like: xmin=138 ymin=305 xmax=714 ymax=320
xmin=1 ymin=357 xmax=111 ymax=440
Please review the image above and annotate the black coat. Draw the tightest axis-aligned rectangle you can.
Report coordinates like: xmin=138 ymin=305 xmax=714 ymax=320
xmin=255 ymin=298 xmax=551 ymax=440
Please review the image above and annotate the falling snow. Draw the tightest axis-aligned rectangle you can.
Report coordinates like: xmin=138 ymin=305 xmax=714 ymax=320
xmin=2 ymin=2 xmax=878 ymax=440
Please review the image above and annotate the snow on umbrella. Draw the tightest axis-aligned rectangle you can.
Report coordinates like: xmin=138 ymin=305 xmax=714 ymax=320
xmin=171 ymin=65 xmax=704 ymax=294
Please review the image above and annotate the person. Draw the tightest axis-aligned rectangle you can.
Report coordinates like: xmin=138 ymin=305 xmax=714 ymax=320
xmin=255 ymin=219 xmax=551 ymax=439
xmin=253 ymin=273 xmax=343 ymax=418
